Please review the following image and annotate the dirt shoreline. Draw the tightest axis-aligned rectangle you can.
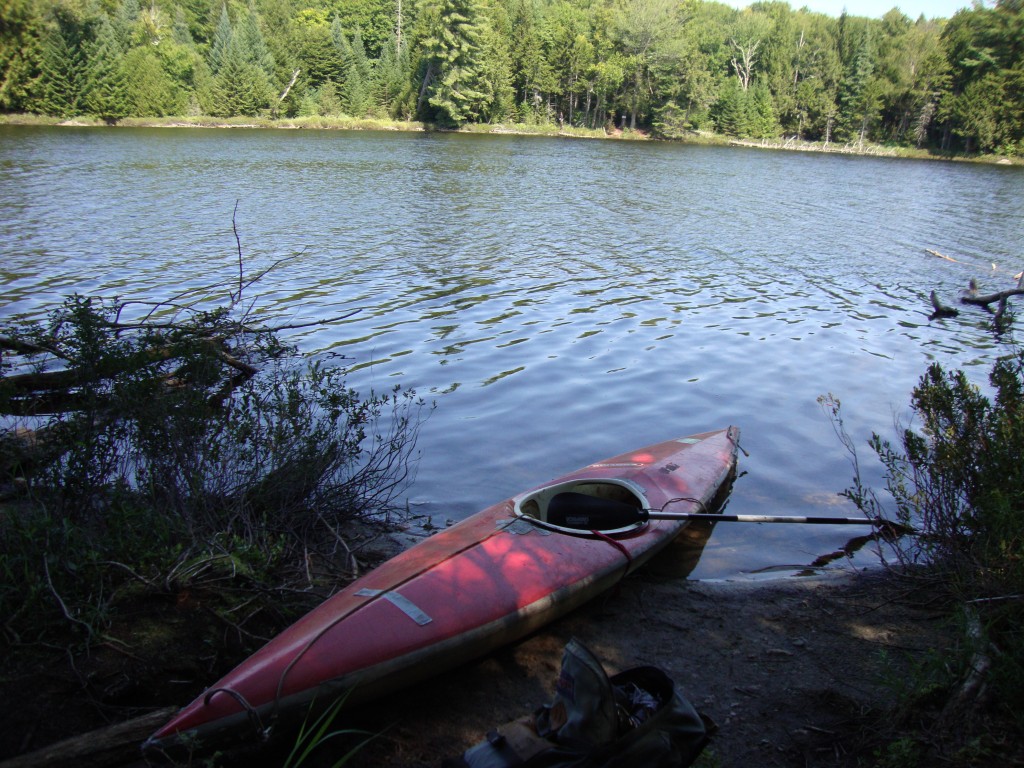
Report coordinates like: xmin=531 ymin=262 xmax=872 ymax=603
xmin=344 ymin=565 xmax=949 ymax=768
xmin=0 ymin=559 xmax=950 ymax=768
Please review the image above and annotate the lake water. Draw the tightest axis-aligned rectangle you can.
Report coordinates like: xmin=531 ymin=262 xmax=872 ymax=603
xmin=2 ymin=125 xmax=1022 ymax=579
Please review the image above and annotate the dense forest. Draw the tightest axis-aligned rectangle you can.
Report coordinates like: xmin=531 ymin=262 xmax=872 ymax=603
xmin=0 ymin=0 xmax=1022 ymax=154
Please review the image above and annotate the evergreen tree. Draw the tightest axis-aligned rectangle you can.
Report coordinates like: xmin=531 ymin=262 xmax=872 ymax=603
xmin=209 ymin=4 xmax=232 ymax=74
xmin=113 ymin=0 xmax=140 ymax=49
xmin=341 ymin=28 xmax=374 ymax=116
xmin=82 ymin=17 xmax=130 ymax=121
xmin=34 ymin=6 xmax=89 ymax=117
xmin=502 ymin=0 xmax=557 ymax=120
xmin=291 ymin=12 xmax=341 ymax=88
xmin=317 ymin=79 xmax=342 ymax=114
xmin=477 ymin=16 xmax=514 ymax=122
xmin=415 ymin=0 xmax=492 ymax=126
xmin=239 ymin=7 xmax=276 ymax=85
xmin=124 ymin=45 xmax=185 ymax=116
xmin=172 ymin=7 xmax=194 ymax=46
xmin=749 ymin=84 xmax=777 ymax=138
xmin=836 ymin=28 xmax=882 ymax=144
xmin=712 ymin=78 xmax=748 ymax=137
xmin=376 ymin=32 xmax=411 ymax=115
xmin=211 ymin=33 xmax=271 ymax=115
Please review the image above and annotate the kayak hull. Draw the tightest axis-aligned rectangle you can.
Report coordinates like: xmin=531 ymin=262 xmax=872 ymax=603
xmin=145 ymin=427 xmax=740 ymax=752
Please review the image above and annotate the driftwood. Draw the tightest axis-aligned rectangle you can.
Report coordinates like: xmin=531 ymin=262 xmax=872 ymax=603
xmin=926 ymin=248 xmax=1024 ymax=328
xmin=961 ymin=286 xmax=1024 ymax=309
xmin=0 ymin=707 xmax=175 ymax=768
xmin=929 ymin=290 xmax=959 ymax=320
xmin=927 ymin=248 xmax=959 ymax=263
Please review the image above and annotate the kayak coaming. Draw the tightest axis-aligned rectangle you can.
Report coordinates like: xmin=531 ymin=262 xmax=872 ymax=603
xmin=145 ymin=426 xmax=740 ymax=752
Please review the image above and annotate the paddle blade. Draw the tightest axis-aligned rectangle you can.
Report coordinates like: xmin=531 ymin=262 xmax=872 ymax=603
xmin=546 ymin=492 xmax=647 ymax=529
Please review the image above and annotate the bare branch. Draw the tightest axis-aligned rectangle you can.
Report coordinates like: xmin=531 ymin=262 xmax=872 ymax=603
xmin=0 ymin=336 xmax=58 ymax=355
xmin=961 ymin=287 xmax=1024 ymax=308
xmin=232 ymin=200 xmax=244 ymax=303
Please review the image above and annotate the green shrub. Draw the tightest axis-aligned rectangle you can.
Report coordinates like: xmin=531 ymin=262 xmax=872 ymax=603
xmin=1 ymin=294 xmax=428 ymax=643
xmin=828 ymin=352 xmax=1024 ymax=720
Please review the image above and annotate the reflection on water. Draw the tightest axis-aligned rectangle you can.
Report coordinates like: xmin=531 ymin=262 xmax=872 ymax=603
xmin=2 ymin=125 xmax=1022 ymax=579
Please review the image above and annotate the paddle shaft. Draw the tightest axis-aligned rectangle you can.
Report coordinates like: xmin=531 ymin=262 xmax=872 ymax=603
xmin=545 ymin=492 xmax=912 ymax=532
xmin=645 ymin=511 xmax=890 ymax=526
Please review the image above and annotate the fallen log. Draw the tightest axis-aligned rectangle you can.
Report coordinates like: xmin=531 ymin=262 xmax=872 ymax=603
xmin=0 ymin=707 xmax=176 ymax=768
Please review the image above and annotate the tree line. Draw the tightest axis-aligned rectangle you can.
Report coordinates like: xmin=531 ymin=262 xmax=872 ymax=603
xmin=1 ymin=0 xmax=1022 ymax=154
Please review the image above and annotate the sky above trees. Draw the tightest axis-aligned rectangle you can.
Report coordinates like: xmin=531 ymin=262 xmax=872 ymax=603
xmin=724 ymin=1 xmax=969 ymax=19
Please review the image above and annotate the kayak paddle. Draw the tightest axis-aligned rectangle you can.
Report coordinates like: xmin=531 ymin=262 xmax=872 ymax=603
xmin=545 ymin=492 xmax=915 ymax=535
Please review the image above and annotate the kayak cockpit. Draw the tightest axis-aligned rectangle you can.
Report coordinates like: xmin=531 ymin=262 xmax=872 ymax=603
xmin=512 ymin=479 xmax=649 ymax=535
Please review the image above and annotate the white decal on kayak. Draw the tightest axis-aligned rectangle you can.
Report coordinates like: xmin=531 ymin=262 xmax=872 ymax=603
xmin=353 ymin=588 xmax=432 ymax=625
xmin=677 ymin=438 xmax=702 ymax=444
xmin=589 ymin=462 xmax=644 ymax=468
xmin=384 ymin=591 xmax=433 ymax=626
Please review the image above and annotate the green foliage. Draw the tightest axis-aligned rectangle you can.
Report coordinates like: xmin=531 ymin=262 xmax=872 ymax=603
xmin=32 ymin=4 xmax=90 ymax=117
xmin=832 ymin=352 xmax=1024 ymax=718
xmin=0 ymin=292 xmax=428 ymax=643
xmin=282 ymin=694 xmax=378 ymax=768
xmin=1 ymin=0 xmax=1022 ymax=147
xmin=0 ymin=0 xmax=44 ymax=112
xmin=416 ymin=0 xmax=493 ymax=125
xmin=82 ymin=18 xmax=130 ymax=121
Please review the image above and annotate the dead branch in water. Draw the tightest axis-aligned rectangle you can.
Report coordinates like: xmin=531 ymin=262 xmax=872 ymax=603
xmin=960 ymin=287 xmax=1024 ymax=309
xmin=926 ymin=248 xmax=1023 ymax=329
xmin=1 ymin=244 xmax=357 ymax=418
xmin=929 ymin=290 xmax=959 ymax=320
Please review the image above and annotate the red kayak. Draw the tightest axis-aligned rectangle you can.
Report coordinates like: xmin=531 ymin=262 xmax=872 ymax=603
xmin=145 ymin=427 xmax=740 ymax=752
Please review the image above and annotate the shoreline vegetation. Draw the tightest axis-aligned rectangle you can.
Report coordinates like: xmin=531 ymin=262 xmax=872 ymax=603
xmin=3 ymin=0 xmax=1023 ymax=161
xmin=2 ymin=113 xmax=1020 ymax=166
xmin=2 ymin=271 xmax=1023 ymax=765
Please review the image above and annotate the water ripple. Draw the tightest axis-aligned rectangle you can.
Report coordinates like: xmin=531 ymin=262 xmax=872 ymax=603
xmin=2 ymin=126 xmax=1023 ymax=578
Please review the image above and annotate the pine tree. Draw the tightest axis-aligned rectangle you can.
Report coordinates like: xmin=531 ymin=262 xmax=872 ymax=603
xmin=212 ymin=34 xmax=271 ymax=115
xmin=749 ymin=84 xmax=777 ymax=138
xmin=172 ymin=7 xmax=194 ymax=45
xmin=318 ymin=79 xmax=343 ymax=115
xmin=837 ymin=29 xmax=882 ymax=145
xmin=209 ymin=4 xmax=232 ymax=75
xmin=376 ymin=32 xmax=410 ymax=115
xmin=82 ymin=17 xmax=130 ymax=121
xmin=415 ymin=0 xmax=491 ymax=126
xmin=239 ymin=7 xmax=276 ymax=84
xmin=113 ymin=0 xmax=140 ymax=49
xmin=34 ymin=7 xmax=87 ymax=117
xmin=712 ymin=79 xmax=748 ymax=137
xmin=341 ymin=28 xmax=374 ymax=116
xmin=124 ymin=46 xmax=185 ymax=116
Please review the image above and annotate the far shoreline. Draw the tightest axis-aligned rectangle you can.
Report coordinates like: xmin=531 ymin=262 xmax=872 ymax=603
xmin=2 ymin=112 xmax=1019 ymax=166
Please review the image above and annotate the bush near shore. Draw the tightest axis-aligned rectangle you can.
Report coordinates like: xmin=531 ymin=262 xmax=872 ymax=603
xmin=822 ymin=349 xmax=1024 ymax=765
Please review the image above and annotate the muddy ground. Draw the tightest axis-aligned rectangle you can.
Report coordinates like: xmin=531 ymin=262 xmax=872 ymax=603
xmin=0 ymin=534 xmax=953 ymax=768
